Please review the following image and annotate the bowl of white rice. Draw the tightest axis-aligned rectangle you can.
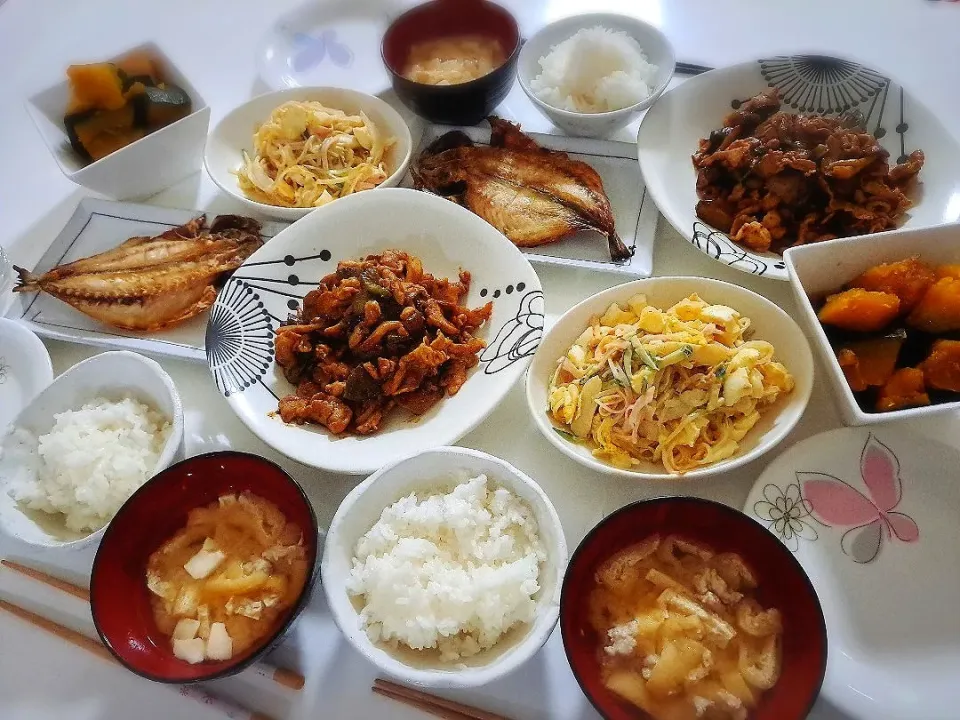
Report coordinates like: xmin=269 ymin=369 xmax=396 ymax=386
xmin=517 ymin=13 xmax=675 ymax=138
xmin=0 ymin=350 xmax=184 ymax=550
xmin=321 ymin=446 xmax=567 ymax=689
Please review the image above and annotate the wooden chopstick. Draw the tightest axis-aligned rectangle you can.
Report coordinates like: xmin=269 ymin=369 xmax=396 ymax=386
xmin=372 ymin=679 xmax=512 ymax=720
xmin=0 ymin=597 xmax=274 ymax=720
xmin=0 ymin=558 xmax=305 ymax=691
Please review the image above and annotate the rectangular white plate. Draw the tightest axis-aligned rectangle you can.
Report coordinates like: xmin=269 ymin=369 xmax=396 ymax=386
xmin=408 ymin=123 xmax=658 ymax=277
xmin=5 ymin=198 xmax=286 ymax=362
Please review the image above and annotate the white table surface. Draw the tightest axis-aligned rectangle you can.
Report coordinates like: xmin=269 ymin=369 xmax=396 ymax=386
xmin=2 ymin=0 xmax=960 ymax=718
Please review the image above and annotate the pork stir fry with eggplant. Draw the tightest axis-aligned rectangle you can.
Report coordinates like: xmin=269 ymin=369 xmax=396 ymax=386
xmin=693 ymin=89 xmax=924 ymax=253
xmin=273 ymin=251 xmax=492 ymax=435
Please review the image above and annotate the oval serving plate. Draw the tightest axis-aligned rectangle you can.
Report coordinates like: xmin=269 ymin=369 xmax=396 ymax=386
xmin=637 ymin=54 xmax=960 ymax=281
xmin=205 ymin=187 xmax=543 ymax=475
xmin=744 ymin=427 xmax=960 ymax=719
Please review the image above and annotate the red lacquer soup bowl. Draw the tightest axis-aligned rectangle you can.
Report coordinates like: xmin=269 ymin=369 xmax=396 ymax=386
xmin=560 ymin=497 xmax=827 ymax=720
xmin=90 ymin=451 xmax=319 ymax=683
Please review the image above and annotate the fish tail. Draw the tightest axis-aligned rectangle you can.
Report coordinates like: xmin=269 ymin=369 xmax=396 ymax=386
xmin=608 ymin=232 xmax=632 ymax=262
xmin=12 ymin=265 xmax=40 ymax=292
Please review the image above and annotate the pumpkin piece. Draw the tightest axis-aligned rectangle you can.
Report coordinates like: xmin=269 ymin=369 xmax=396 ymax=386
xmin=116 ymin=51 xmax=160 ymax=83
xmin=935 ymin=264 xmax=960 ymax=281
xmin=70 ymin=105 xmax=143 ymax=162
xmin=838 ymin=330 xmax=906 ymax=392
xmin=907 ymin=277 xmax=960 ymax=333
xmin=848 ymin=257 xmax=936 ymax=313
xmin=65 ymin=63 xmax=126 ymax=114
xmin=919 ymin=339 xmax=960 ymax=392
xmin=818 ymin=288 xmax=901 ymax=332
xmin=837 ymin=348 xmax=867 ymax=392
xmin=876 ymin=367 xmax=930 ymax=412
xmin=137 ymin=84 xmax=192 ymax=130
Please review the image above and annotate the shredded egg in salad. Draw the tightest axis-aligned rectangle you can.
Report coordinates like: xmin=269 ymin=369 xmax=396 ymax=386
xmin=548 ymin=294 xmax=794 ymax=474
xmin=237 ymin=101 xmax=394 ymax=208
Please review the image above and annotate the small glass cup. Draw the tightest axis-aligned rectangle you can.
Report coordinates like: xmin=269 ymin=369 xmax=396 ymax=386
xmin=0 ymin=245 xmax=13 ymax=315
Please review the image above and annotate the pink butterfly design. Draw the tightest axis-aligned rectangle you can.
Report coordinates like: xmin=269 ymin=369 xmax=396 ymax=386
xmin=797 ymin=433 xmax=919 ymax=564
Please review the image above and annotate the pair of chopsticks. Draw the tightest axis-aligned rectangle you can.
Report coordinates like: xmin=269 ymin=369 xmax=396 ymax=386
xmin=0 ymin=559 xmax=306 ymax=720
xmin=676 ymin=61 xmax=713 ymax=76
xmin=373 ymin=678 xmax=512 ymax=720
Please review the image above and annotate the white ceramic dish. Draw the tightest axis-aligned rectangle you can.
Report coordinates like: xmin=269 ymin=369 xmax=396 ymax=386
xmin=256 ymin=0 xmax=393 ymax=95
xmin=0 ymin=351 xmax=184 ymax=550
xmin=4 ymin=198 xmax=286 ymax=362
xmin=517 ymin=13 xmax=675 ymax=139
xmin=785 ymin=223 xmax=960 ymax=426
xmin=525 ymin=276 xmax=814 ymax=480
xmin=320 ymin=446 xmax=567 ymax=689
xmin=637 ymin=54 xmax=960 ymax=281
xmin=25 ymin=42 xmax=210 ymax=201
xmin=745 ymin=426 xmax=960 ymax=719
xmin=206 ymin=187 xmax=543 ymax=475
xmin=0 ymin=320 xmax=53 ymax=431
xmin=204 ymin=87 xmax=414 ymax=221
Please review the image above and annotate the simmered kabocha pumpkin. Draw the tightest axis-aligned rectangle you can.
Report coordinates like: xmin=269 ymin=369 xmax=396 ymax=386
xmin=62 ymin=56 xmax=191 ymax=163
xmin=818 ymin=288 xmax=901 ymax=333
xmin=848 ymin=257 xmax=936 ymax=313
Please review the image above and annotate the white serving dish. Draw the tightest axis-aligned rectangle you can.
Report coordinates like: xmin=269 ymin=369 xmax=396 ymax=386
xmin=206 ymin=187 xmax=543 ymax=475
xmin=25 ymin=42 xmax=210 ymax=201
xmin=745 ymin=426 xmax=960 ymax=719
xmin=0 ymin=319 xmax=53 ymax=431
xmin=525 ymin=276 xmax=814 ymax=480
xmin=637 ymin=54 xmax=960 ymax=281
xmin=0 ymin=351 xmax=184 ymax=550
xmin=204 ymin=87 xmax=414 ymax=221
xmin=320 ymin=446 xmax=567 ymax=689
xmin=517 ymin=12 xmax=675 ymax=139
xmin=4 ymin=198 xmax=286 ymax=362
xmin=784 ymin=223 xmax=960 ymax=426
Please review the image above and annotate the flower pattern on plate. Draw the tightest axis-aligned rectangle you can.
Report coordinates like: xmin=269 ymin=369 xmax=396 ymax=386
xmin=798 ymin=433 xmax=920 ymax=564
xmin=753 ymin=481 xmax=818 ymax=551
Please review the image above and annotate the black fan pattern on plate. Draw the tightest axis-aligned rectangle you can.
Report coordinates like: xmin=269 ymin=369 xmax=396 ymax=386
xmin=206 ymin=279 xmax=275 ymax=397
xmin=480 ymin=290 xmax=544 ymax=374
xmin=690 ymin=222 xmax=785 ymax=276
xmin=757 ymin=55 xmax=890 ymax=113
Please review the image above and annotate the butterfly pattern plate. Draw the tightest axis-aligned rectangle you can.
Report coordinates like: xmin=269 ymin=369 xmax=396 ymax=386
xmin=637 ymin=55 xmax=960 ymax=281
xmin=744 ymin=426 xmax=960 ymax=719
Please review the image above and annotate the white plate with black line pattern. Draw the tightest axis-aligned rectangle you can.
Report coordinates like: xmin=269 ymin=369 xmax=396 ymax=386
xmin=2 ymin=198 xmax=287 ymax=361
xmin=206 ymin=187 xmax=543 ymax=475
xmin=637 ymin=54 xmax=960 ymax=281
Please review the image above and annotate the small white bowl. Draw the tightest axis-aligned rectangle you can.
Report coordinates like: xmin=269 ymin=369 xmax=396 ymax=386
xmin=204 ymin=87 xmax=414 ymax=221
xmin=25 ymin=42 xmax=210 ymax=201
xmin=0 ymin=350 xmax=184 ymax=550
xmin=785 ymin=223 xmax=960 ymax=426
xmin=321 ymin=446 xmax=567 ymax=689
xmin=0 ymin=320 xmax=53 ymax=431
xmin=517 ymin=13 xmax=675 ymax=139
xmin=525 ymin=277 xmax=814 ymax=480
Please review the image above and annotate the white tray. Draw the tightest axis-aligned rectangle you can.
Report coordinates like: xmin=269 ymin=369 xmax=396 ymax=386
xmin=4 ymin=198 xmax=287 ymax=362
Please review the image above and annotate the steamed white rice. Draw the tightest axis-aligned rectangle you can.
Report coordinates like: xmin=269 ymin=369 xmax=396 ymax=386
xmin=3 ymin=396 xmax=171 ymax=532
xmin=530 ymin=26 xmax=658 ymax=113
xmin=346 ymin=474 xmax=546 ymax=661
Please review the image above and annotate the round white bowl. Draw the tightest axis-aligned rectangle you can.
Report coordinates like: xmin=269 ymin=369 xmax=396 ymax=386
xmin=525 ymin=277 xmax=814 ymax=480
xmin=517 ymin=13 xmax=675 ymax=139
xmin=321 ymin=446 xmax=567 ymax=689
xmin=0 ymin=319 xmax=53 ymax=431
xmin=204 ymin=87 xmax=413 ymax=221
xmin=0 ymin=351 xmax=185 ymax=550
xmin=206 ymin=187 xmax=543 ymax=476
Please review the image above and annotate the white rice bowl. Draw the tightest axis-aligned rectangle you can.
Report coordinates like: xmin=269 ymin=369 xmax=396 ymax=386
xmin=529 ymin=26 xmax=658 ymax=113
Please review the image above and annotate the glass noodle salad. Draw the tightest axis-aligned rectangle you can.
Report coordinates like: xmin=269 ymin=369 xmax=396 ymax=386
xmin=237 ymin=101 xmax=394 ymax=208
xmin=548 ymin=294 xmax=794 ymax=474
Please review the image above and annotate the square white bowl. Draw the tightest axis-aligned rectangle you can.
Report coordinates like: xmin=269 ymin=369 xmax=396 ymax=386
xmin=25 ymin=42 xmax=210 ymax=200
xmin=784 ymin=223 xmax=960 ymax=426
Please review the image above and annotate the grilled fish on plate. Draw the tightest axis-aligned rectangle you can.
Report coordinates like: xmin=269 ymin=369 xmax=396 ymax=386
xmin=14 ymin=215 xmax=262 ymax=332
xmin=412 ymin=117 xmax=630 ymax=261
